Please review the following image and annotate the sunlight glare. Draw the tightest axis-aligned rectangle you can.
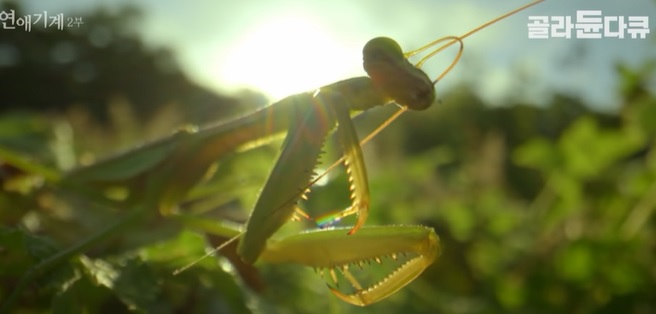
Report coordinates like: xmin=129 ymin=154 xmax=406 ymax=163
xmin=217 ymin=14 xmax=356 ymax=101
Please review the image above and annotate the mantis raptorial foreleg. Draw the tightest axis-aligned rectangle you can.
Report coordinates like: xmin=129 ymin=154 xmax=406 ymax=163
xmin=259 ymin=225 xmax=439 ymax=306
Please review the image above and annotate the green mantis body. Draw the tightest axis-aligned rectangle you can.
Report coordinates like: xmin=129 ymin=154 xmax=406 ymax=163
xmin=60 ymin=37 xmax=439 ymax=306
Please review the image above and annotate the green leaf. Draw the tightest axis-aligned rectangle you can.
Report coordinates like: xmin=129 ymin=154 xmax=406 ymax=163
xmin=560 ymin=117 xmax=642 ymax=179
xmin=440 ymin=200 xmax=474 ymax=241
xmin=79 ymin=256 xmax=160 ymax=312
xmin=556 ymin=244 xmax=593 ymax=283
xmin=112 ymin=258 xmax=161 ymax=312
xmin=513 ymin=138 xmax=558 ymax=172
xmin=0 ymin=227 xmax=76 ymax=290
xmin=0 ymin=227 xmax=35 ymax=277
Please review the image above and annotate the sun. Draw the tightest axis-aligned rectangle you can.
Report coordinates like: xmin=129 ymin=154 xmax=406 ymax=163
xmin=217 ymin=14 xmax=358 ymax=101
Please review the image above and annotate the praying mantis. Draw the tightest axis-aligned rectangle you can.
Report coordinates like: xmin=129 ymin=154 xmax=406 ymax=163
xmin=1 ymin=0 xmax=545 ymax=310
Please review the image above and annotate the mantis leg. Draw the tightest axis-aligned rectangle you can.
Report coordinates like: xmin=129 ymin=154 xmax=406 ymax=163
xmin=259 ymin=225 xmax=440 ymax=306
xmin=190 ymin=219 xmax=439 ymax=306
xmin=316 ymin=90 xmax=371 ymax=235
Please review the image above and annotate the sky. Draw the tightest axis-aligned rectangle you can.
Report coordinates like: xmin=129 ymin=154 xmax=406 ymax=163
xmin=21 ymin=0 xmax=656 ymax=112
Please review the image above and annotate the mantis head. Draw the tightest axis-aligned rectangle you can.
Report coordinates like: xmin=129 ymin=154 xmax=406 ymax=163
xmin=362 ymin=37 xmax=435 ymax=111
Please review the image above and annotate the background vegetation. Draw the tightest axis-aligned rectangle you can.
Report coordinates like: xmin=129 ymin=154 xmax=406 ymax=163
xmin=1 ymin=2 xmax=655 ymax=313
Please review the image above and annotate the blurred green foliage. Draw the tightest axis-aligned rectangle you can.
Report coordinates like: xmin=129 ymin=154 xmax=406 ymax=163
xmin=1 ymin=2 xmax=655 ymax=314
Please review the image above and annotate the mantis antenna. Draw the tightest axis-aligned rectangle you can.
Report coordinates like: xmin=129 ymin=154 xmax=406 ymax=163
xmin=173 ymin=232 xmax=242 ymax=275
